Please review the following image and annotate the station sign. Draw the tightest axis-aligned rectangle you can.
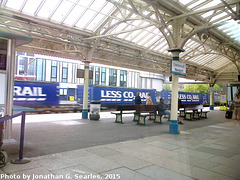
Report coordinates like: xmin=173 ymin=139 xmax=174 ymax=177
xmin=172 ymin=60 xmax=186 ymax=76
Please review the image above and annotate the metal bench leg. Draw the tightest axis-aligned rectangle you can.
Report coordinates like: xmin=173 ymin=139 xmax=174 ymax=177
xmin=133 ymin=113 xmax=139 ymax=122
xmin=148 ymin=113 xmax=155 ymax=121
xmin=137 ymin=116 xmax=146 ymax=125
xmin=115 ymin=114 xmax=123 ymax=124
xmin=154 ymin=115 xmax=162 ymax=123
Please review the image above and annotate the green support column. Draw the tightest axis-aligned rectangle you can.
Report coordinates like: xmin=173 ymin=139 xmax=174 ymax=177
xmin=82 ymin=62 xmax=90 ymax=119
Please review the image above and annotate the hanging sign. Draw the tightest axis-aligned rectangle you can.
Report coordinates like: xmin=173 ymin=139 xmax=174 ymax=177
xmin=172 ymin=61 xmax=186 ymax=76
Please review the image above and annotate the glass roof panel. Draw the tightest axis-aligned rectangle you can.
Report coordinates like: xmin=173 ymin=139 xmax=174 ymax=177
xmin=22 ymin=0 xmax=42 ymax=15
xmin=126 ymin=29 xmax=142 ymax=41
xmin=51 ymin=0 xmax=73 ymax=22
xmin=75 ymin=9 xmax=97 ymax=28
xmin=179 ymin=0 xmax=193 ymax=5
xmin=117 ymin=32 xmax=129 ymax=39
xmin=100 ymin=2 xmax=115 ymax=15
xmin=201 ymin=10 xmax=214 ymax=18
xmin=78 ymin=0 xmax=93 ymax=7
xmin=63 ymin=5 xmax=86 ymax=26
xmin=5 ymin=0 xmax=25 ymax=10
xmin=212 ymin=17 xmax=231 ymax=25
xmin=132 ymin=31 xmax=148 ymax=43
xmin=218 ymin=20 xmax=240 ymax=44
xmin=89 ymin=0 xmax=107 ymax=10
xmin=114 ymin=22 xmax=129 ymax=33
xmin=195 ymin=0 xmax=221 ymax=10
xmin=210 ymin=12 xmax=228 ymax=22
xmin=1 ymin=0 xmax=239 ymax=74
xmin=188 ymin=0 xmax=206 ymax=10
xmin=142 ymin=35 xmax=160 ymax=47
xmin=86 ymin=14 xmax=106 ymax=30
xmin=37 ymin=0 xmax=62 ymax=19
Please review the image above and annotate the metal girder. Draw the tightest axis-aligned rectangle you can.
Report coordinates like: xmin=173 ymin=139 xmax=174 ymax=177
xmin=0 ymin=8 xmax=221 ymax=81
xmin=0 ymin=0 xmax=239 ymax=83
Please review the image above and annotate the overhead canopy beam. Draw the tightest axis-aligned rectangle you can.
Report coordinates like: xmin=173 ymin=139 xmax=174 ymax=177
xmin=166 ymin=0 xmax=240 ymax=21
xmin=85 ymin=23 xmax=156 ymax=40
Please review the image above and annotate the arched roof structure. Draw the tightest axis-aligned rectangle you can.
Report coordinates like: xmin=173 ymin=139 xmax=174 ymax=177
xmin=0 ymin=0 xmax=240 ymax=83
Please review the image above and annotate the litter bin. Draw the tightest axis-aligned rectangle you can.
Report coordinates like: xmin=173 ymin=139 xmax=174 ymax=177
xmin=90 ymin=101 xmax=101 ymax=120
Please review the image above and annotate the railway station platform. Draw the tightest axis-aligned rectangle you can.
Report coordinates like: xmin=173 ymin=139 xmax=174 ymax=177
xmin=1 ymin=108 xmax=240 ymax=180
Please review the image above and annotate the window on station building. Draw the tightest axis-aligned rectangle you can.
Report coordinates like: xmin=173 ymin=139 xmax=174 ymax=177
xmin=26 ymin=52 xmax=34 ymax=56
xmin=95 ymin=67 xmax=100 ymax=85
xmin=89 ymin=66 xmax=93 ymax=85
xmin=28 ymin=58 xmax=36 ymax=75
xmin=15 ymin=55 xmax=37 ymax=81
xmin=51 ymin=60 xmax=58 ymax=82
xmin=16 ymin=51 xmax=25 ymax=55
xmin=0 ymin=54 xmax=6 ymax=70
xmin=36 ymin=58 xmax=46 ymax=81
xmin=101 ymin=67 xmax=106 ymax=86
xmin=109 ymin=69 xmax=117 ymax=86
xmin=62 ymin=62 xmax=68 ymax=83
xmin=18 ymin=56 xmax=28 ymax=75
xmin=120 ymin=70 xmax=127 ymax=87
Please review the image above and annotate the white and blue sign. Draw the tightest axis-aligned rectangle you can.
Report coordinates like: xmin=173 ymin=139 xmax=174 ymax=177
xmin=14 ymin=81 xmax=59 ymax=106
xmin=172 ymin=61 xmax=186 ymax=76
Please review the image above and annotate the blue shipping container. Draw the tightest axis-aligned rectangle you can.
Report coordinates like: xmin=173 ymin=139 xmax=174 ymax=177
xmin=161 ymin=91 xmax=203 ymax=104
xmin=14 ymin=81 xmax=59 ymax=107
xmin=77 ymin=85 xmax=156 ymax=106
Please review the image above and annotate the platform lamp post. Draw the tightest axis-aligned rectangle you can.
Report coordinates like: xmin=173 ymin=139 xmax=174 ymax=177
xmin=82 ymin=62 xmax=90 ymax=119
xmin=168 ymin=49 xmax=185 ymax=134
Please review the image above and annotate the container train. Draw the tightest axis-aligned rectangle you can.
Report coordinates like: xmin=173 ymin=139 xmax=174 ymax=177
xmin=77 ymin=85 xmax=156 ymax=106
xmin=161 ymin=91 xmax=220 ymax=106
xmin=13 ymin=81 xmax=220 ymax=107
xmin=13 ymin=81 xmax=156 ymax=107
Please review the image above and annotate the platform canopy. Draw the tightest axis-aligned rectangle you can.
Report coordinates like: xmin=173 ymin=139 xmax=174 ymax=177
xmin=0 ymin=0 xmax=239 ymax=83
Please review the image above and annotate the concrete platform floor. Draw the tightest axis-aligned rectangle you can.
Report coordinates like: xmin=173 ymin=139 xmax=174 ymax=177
xmin=1 ymin=108 xmax=240 ymax=180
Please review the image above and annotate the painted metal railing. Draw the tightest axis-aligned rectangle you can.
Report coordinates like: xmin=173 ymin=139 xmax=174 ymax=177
xmin=0 ymin=111 xmax=30 ymax=165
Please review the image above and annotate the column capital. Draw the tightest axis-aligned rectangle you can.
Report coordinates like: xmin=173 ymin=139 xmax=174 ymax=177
xmin=83 ymin=60 xmax=91 ymax=64
xmin=209 ymin=83 xmax=214 ymax=87
xmin=167 ymin=48 xmax=185 ymax=53
xmin=168 ymin=49 xmax=184 ymax=59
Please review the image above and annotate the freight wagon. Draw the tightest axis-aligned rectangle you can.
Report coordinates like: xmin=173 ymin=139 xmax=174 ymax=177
xmin=13 ymin=81 xmax=220 ymax=108
xmin=161 ymin=91 xmax=220 ymax=106
xmin=77 ymin=85 xmax=157 ymax=106
xmin=13 ymin=81 xmax=60 ymax=107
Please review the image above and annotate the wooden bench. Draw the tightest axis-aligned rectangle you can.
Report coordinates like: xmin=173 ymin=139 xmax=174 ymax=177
xmin=135 ymin=105 xmax=162 ymax=125
xmin=111 ymin=104 xmax=136 ymax=124
xmin=180 ymin=104 xmax=206 ymax=120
